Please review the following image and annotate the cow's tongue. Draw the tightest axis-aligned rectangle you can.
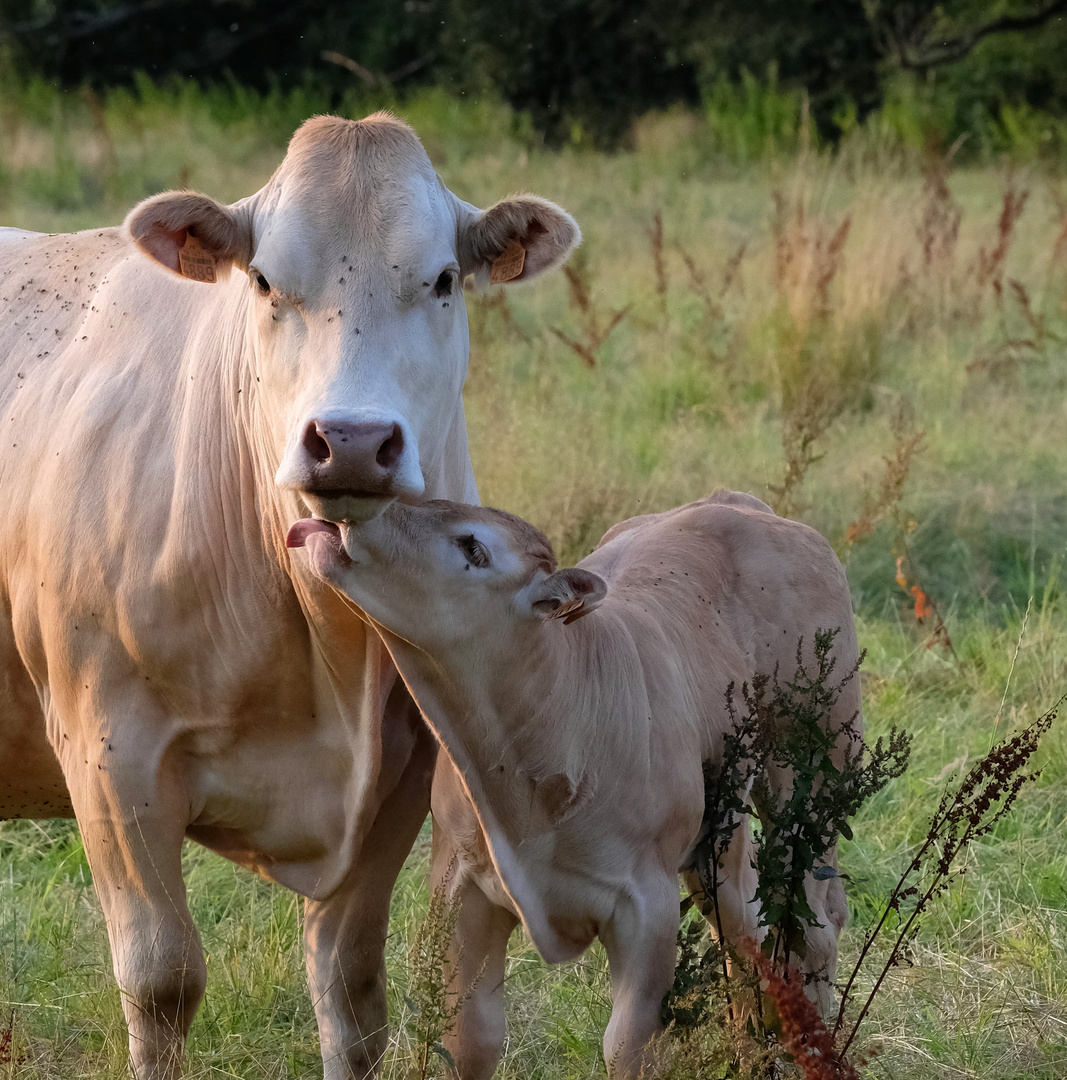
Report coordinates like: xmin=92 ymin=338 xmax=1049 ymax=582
xmin=286 ymin=518 xmax=352 ymax=565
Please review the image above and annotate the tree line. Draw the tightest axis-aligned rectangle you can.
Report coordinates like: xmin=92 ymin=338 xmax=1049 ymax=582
xmin=2 ymin=0 xmax=1066 ymax=146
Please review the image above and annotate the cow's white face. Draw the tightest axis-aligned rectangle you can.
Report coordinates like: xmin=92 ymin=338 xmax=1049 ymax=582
xmin=246 ymin=167 xmax=469 ymax=522
xmin=125 ymin=114 xmax=580 ymax=524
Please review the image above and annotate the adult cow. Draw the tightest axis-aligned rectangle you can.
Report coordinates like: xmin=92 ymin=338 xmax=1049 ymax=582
xmin=0 ymin=113 xmax=578 ymax=1080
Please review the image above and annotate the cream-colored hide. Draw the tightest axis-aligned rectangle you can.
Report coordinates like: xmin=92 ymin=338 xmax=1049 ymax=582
xmin=0 ymin=113 xmax=578 ymax=1080
xmin=290 ymin=491 xmax=860 ymax=1079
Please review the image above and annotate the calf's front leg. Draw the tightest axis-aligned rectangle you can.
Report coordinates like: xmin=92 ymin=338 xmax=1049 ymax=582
xmin=600 ymin=876 xmax=681 ymax=1079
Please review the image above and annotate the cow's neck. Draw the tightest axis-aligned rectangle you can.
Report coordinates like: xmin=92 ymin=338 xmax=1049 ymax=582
xmin=163 ymin=280 xmax=407 ymax=894
xmin=156 ymin=276 xmax=381 ymax=715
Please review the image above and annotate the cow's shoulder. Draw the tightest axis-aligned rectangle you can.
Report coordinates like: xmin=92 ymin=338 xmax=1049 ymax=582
xmin=0 ymin=224 xmax=127 ymax=276
xmin=0 ymin=227 xmax=42 ymax=248
xmin=0 ymin=226 xmax=138 ymax=403
xmin=1 ymin=226 xmax=129 ymax=331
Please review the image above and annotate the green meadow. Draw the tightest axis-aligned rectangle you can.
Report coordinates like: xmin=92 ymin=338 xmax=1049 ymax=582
xmin=1 ymin=82 xmax=1066 ymax=1078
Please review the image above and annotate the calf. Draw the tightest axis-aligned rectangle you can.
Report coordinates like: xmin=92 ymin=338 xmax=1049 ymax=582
xmin=288 ymin=490 xmax=860 ymax=1078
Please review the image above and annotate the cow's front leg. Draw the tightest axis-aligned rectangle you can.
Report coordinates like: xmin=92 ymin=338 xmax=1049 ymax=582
xmin=601 ymin=876 xmax=681 ymax=1079
xmin=305 ymin=709 xmax=436 ymax=1080
xmin=73 ymin=771 xmax=205 ymax=1080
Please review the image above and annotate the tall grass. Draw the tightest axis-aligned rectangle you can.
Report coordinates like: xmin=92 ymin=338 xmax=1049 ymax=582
xmin=1 ymin=82 xmax=1066 ymax=1078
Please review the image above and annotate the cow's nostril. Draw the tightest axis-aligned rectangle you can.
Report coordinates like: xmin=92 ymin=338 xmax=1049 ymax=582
xmin=376 ymin=424 xmax=404 ymax=471
xmin=302 ymin=421 xmax=332 ymax=463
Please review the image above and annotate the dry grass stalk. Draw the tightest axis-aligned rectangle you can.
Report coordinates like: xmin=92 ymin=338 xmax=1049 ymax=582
xmin=1008 ymin=277 xmax=1062 ymax=349
xmin=813 ymin=218 xmax=851 ymax=317
xmin=676 ymin=240 xmax=747 ymax=324
xmin=1052 ymin=217 xmax=1067 ymax=268
xmin=770 ymin=390 xmax=839 ymax=519
xmin=550 ymin=260 xmax=630 ymax=367
xmin=648 ymin=210 xmax=668 ymax=322
xmin=974 ymin=182 xmax=1029 ymax=300
xmin=843 ymin=406 xmax=926 ymax=547
xmin=751 ymin=950 xmax=862 ymax=1080
xmin=966 ymin=277 xmax=1062 ymax=379
xmin=771 ymin=191 xmax=852 ymax=325
xmin=468 ymin=287 xmax=531 ymax=344
xmin=916 ymin=160 xmax=962 ymax=274
xmin=403 ymin=870 xmax=478 ymax=1080
xmin=677 ymin=243 xmax=719 ymax=322
xmin=767 ymin=191 xmax=862 ymax=518
xmin=893 ymin=544 xmax=956 ymax=658
xmin=0 ymin=1012 xmax=19 ymax=1067
xmin=722 ymin=241 xmax=748 ymax=297
xmin=836 ymin=699 xmax=1060 ymax=1056
xmin=842 ymin=401 xmax=950 ymax=655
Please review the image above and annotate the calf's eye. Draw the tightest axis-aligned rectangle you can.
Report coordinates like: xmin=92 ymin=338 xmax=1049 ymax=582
xmin=255 ymin=272 xmax=271 ymax=294
xmin=457 ymin=534 xmax=490 ymax=568
xmin=433 ymin=270 xmax=453 ymax=298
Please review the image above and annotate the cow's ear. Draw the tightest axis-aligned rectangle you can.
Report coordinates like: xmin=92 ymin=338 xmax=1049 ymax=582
xmin=530 ymin=568 xmax=607 ymax=625
xmin=459 ymin=195 xmax=580 ymax=286
xmin=125 ymin=191 xmax=251 ymax=283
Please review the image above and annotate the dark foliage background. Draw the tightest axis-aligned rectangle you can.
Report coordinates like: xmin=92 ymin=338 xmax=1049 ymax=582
xmin=2 ymin=0 xmax=1066 ymax=146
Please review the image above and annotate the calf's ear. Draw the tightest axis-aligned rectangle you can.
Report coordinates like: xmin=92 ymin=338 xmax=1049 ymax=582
xmin=125 ymin=191 xmax=252 ymax=283
xmin=459 ymin=195 xmax=580 ymax=286
xmin=530 ymin=568 xmax=607 ymax=625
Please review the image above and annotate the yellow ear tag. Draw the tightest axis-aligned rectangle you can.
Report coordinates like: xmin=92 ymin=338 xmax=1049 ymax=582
xmin=178 ymin=234 xmax=218 ymax=283
xmin=489 ymin=238 xmax=526 ymax=284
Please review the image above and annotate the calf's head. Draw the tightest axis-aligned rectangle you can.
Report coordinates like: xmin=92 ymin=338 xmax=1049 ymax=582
xmin=125 ymin=114 xmax=579 ymax=523
xmin=286 ymin=502 xmax=607 ymax=650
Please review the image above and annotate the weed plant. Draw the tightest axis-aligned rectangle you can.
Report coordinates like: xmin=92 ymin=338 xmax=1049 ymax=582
xmin=662 ymin=639 xmax=1053 ymax=1078
xmin=397 ymin=871 xmax=474 ymax=1080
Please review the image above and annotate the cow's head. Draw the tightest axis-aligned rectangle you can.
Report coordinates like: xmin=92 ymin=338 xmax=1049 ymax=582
xmin=125 ymin=114 xmax=579 ymax=523
xmin=286 ymin=502 xmax=607 ymax=650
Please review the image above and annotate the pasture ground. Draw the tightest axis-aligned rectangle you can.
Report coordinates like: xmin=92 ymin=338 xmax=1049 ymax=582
xmin=1 ymin=85 xmax=1066 ymax=1078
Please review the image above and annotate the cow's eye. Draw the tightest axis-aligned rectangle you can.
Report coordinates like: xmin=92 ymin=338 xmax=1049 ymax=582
xmin=457 ymin=534 xmax=490 ymax=569
xmin=433 ymin=270 xmax=453 ymax=298
xmin=254 ymin=272 xmax=271 ymax=295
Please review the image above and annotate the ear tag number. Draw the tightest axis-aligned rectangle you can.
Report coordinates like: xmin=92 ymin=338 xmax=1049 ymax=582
xmin=178 ymin=234 xmax=218 ymax=283
xmin=489 ymin=238 xmax=526 ymax=284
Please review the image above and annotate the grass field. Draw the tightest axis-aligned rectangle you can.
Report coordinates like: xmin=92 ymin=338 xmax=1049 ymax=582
xmin=1 ymin=82 xmax=1067 ymax=1078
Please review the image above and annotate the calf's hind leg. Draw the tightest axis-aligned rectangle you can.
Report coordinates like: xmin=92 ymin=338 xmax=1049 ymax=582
xmin=791 ymin=849 xmax=848 ymax=1015
xmin=682 ymin=810 xmax=764 ymax=1025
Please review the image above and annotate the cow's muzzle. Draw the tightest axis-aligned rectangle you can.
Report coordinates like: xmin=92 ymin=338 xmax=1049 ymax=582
xmin=279 ymin=418 xmax=422 ymax=521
